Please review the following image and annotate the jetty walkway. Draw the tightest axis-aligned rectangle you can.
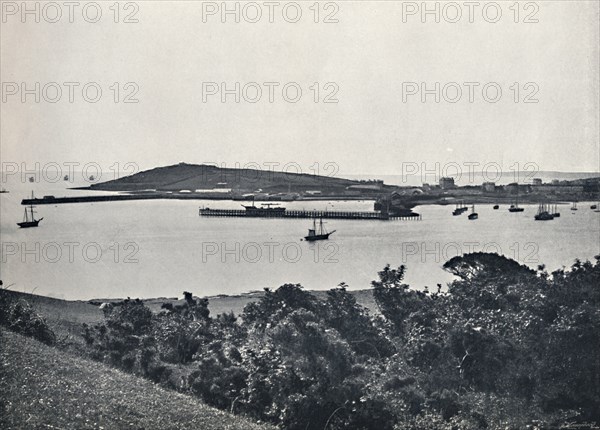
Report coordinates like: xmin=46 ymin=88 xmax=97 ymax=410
xmin=199 ymin=208 xmax=421 ymax=221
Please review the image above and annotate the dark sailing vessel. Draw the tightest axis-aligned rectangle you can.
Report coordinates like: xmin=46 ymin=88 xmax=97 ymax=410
xmin=18 ymin=193 xmax=43 ymax=228
xmin=468 ymin=205 xmax=478 ymax=220
xmin=242 ymin=202 xmax=286 ymax=217
xmin=508 ymin=188 xmax=525 ymax=212
xmin=534 ymin=203 xmax=554 ymax=221
xmin=493 ymin=205 xmax=499 ymax=210
xmin=304 ymin=217 xmax=335 ymax=241
xmin=452 ymin=201 xmax=468 ymax=216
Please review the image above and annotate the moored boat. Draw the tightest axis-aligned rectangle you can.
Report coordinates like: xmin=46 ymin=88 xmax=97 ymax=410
xmin=243 ymin=202 xmax=286 ymax=217
xmin=534 ymin=203 xmax=554 ymax=221
xmin=468 ymin=205 xmax=478 ymax=220
xmin=452 ymin=201 xmax=468 ymax=216
xmin=508 ymin=189 xmax=524 ymax=212
xmin=304 ymin=216 xmax=335 ymax=241
xmin=17 ymin=192 xmax=43 ymax=228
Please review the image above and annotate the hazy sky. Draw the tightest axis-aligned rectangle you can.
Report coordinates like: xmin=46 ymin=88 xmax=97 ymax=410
xmin=1 ymin=0 xmax=599 ymax=177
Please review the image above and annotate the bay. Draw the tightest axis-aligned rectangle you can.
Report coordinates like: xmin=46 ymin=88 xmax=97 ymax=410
xmin=1 ymin=174 xmax=599 ymax=300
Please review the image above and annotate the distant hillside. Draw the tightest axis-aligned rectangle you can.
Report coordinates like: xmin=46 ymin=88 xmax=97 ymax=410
xmin=88 ymin=163 xmax=363 ymax=193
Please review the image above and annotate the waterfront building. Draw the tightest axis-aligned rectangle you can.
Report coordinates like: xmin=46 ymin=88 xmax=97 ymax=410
xmin=439 ymin=177 xmax=456 ymax=189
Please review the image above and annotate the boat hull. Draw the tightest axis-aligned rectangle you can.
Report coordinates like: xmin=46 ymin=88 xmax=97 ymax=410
xmin=468 ymin=214 xmax=478 ymax=220
xmin=304 ymin=233 xmax=333 ymax=241
xmin=17 ymin=218 xmax=42 ymax=228
xmin=534 ymin=215 xmax=554 ymax=221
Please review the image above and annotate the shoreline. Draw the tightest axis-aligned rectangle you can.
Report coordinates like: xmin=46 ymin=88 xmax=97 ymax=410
xmin=21 ymin=192 xmax=594 ymax=207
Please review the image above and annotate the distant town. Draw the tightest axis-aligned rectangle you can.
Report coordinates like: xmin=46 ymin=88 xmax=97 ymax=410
xmin=21 ymin=163 xmax=600 ymax=218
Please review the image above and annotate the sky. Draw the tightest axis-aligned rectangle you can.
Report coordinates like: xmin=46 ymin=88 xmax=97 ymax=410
xmin=1 ymin=0 xmax=599 ymax=178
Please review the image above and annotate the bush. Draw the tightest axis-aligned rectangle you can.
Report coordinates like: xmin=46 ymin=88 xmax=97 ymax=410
xmin=0 ymin=287 xmax=56 ymax=345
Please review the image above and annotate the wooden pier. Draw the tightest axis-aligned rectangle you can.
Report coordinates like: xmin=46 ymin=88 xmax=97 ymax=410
xmin=199 ymin=208 xmax=421 ymax=221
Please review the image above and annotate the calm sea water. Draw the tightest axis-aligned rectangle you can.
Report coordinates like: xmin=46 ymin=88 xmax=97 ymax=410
xmin=1 ymin=175 xmax=599 ymax=300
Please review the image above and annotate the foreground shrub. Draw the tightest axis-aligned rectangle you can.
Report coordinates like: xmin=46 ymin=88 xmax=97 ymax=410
xmin=0 ymin=286 xmax=56 ymax=345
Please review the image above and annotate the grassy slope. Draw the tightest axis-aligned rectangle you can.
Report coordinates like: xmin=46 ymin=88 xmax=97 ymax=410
xmin=3 ymin=290 xmax=103 ymax=342
xmin=0 ymin=329 xmax=272 ymax=430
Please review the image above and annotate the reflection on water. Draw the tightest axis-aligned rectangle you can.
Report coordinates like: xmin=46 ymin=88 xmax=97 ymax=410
xmin=1 ymin=175 xmax=599 ymax=300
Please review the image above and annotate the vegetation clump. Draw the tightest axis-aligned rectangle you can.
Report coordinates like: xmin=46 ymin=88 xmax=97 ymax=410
xmin=50 ymin=254 xmax=600 ymax=428
xmin=0 ymin=282 xmax=56 ymax=345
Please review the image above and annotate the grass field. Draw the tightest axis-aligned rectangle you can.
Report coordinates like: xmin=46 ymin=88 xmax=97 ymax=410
xmin=0 ymin=328 xmax=273 ymax=430
xmin=2 ymin=290 xmax=103 ymax=346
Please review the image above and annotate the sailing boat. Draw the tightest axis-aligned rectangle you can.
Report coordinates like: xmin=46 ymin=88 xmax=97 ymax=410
xmin=552 ymin=204 xmax=560 ymax=218
xmin=304 ymin=216 xmax=335 ymax=241
xmin=0 ymin=188 xmax=8 ymax=193
xmin=468 ymin=205 xmax=478 ymax=220
xmin=534 ymin=203 xmax=554 ymax=221
xmin=571 ymin=202 xmax=578 ymax=211
xmin=452 ymin=201 xmax=468 ymax=216
xmin=508 ymin=188 xmax=524 ymax=212
xmin=17 ymin=192 xmax=43 ymax=228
